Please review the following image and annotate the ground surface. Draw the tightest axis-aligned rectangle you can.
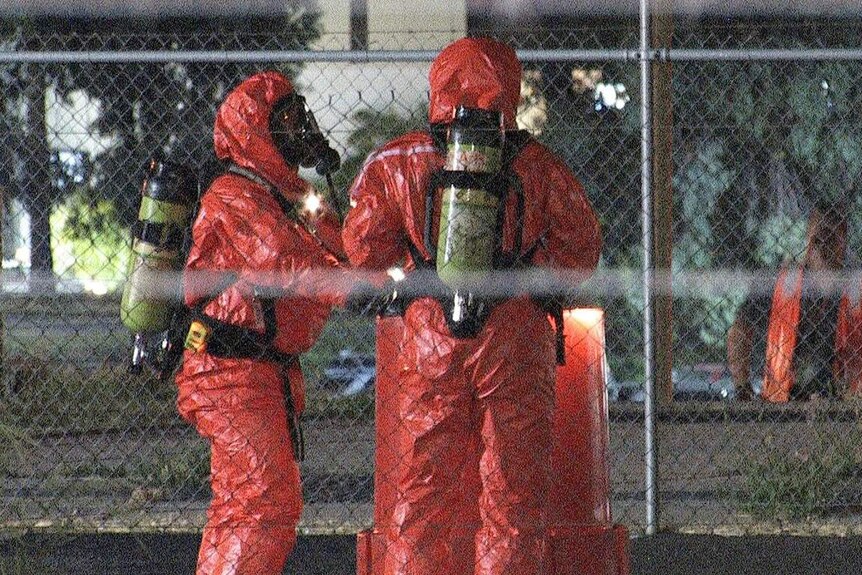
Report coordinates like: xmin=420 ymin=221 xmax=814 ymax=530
xmin=3 ymin=532 xmax=862 ymax=575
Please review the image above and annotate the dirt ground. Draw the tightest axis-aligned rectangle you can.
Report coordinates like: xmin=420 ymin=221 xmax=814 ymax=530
xmin=7 ymin=402 xmax=862 ymax=535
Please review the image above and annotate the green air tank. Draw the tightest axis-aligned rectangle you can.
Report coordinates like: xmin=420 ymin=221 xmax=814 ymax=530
xmin=435 ymin=106 xmax=504 ymax=290
xmin=120 ymin=158 xmax=197 ymax=334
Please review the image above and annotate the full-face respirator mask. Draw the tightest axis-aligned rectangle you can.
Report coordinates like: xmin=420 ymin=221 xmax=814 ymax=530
xmin=269 ymin=93 xmax=341 ymax=176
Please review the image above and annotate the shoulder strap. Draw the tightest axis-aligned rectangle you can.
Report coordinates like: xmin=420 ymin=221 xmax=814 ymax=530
xmin=429 ymin=122 xmax=447 ymax=152
xmin=228 ymin=164 xmax=301 ymax=220
xmin=422 ymin=169 xmax=444 ymax=262
xmin=421 ymin=124 xmax=447 ymax=261
xmin=496 ymin=130 xmax=532 ymax=267
xmin=503 ymin=129 xmax=532 ymax=164
xmin=227 ymin=163 xmax=347 ymax=264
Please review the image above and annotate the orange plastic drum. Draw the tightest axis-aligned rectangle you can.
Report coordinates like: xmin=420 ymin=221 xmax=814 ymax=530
xmin=358 ymin=310 xmax=630 ymax=575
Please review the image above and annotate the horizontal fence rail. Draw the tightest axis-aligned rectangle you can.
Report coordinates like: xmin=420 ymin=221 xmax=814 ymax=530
xmin=4 ymin=48 xmax=862 ymax=64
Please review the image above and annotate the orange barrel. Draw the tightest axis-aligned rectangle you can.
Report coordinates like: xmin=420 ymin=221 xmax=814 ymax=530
xmin=372 ymin=315 xmax=405 ymax=527
xmin=358 ymin=315 xmax=404 ymax=575
xmin=360 ymin=309 xmax=629 ymax=575
xmin=551 ymin=308 xmax=612 ymax=524
xmin=548 ymin=308 xmax=629 ymax=575
xmin=358 ymin=313 xmax=479 ymax=574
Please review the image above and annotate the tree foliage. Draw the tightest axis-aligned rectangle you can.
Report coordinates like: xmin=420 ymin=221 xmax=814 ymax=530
xmin=0 ymin=11 xmax=321 ymax=286
xmin=508 ymin=19 xmax=862 ymax=362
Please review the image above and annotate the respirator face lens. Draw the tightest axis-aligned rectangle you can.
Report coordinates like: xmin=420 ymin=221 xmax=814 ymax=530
xmin=269 ymin=93 xmax=340 ymax=174
xmin=271 ymin=94 xmax=308 ymax=137
xmin=270 ymin=94 xmax=313 ymax=166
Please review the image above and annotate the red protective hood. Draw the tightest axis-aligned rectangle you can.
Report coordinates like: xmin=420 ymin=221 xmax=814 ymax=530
xmin=213 ymin=70 xmax=306 ymax=199
xmin=428 ymin=37 xmax=522 ymax=129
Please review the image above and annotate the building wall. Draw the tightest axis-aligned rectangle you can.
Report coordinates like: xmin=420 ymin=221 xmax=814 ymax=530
xmin=298 ymin=0 xmax=466 ymax=158
xmin=368 ymin=0 xmax=466 ymax=48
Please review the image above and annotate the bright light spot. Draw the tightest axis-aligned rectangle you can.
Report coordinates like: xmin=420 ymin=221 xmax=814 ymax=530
xmin=594 ymin=82 xmax=630 ymax=112
xmin=14 ymin=246 xmax=30 ymax=267
xmin=598 ymin=84 xmax=616 ymax=105
xmin=821 ymin=79 xmax=835 ymax=110
xmin=564 ymin=307 xmax=604 ymax=327
xmin=303 ymin=191 xmax=323 ymax=215
xmin=387 ymin=267 xmax=406 ymax=282
xmin=84 ymin=279 xmax=109 ymax=296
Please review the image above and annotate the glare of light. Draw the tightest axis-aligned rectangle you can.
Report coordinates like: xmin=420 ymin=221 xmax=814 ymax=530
xmin=303 ymin=191 xmax=323 ymax=215
xmin=14 ymin=246 xmax=30 ymax=266
xmin=594 ymin=82 xmax=630 ymax=112
xmin=85 ymin=279 xmax=109 ymax=296
xmin=564 ymin=307 xmax=604 ymax=327
xmin=387 ymin=267 xmax=406 ymax=282
xmin=598 ymin=83 xmax=617 ymax=107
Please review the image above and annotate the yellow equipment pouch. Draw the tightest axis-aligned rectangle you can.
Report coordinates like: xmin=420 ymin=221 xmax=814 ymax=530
xmin=184 ymin=320 xmax=210 ymax=353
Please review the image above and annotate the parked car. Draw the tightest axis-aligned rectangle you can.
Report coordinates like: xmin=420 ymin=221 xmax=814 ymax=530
xmin=621 ymin=363 xmax=762 ymax=402
xmin=321 ymin=349 xmax=375 ymax=397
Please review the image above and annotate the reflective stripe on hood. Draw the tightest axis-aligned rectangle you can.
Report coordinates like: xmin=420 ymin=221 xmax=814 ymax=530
xmin=213 ymin=70 xmax=307 ymax=200
xmin=428 ymin=37 xmax=522 ymax=129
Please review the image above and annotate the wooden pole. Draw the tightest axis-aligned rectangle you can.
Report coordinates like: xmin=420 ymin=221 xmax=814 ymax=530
xmin=651 ymin=2 xmax=674 ymax=404
xmin=0 ymin=182 xmax=4 ymax=373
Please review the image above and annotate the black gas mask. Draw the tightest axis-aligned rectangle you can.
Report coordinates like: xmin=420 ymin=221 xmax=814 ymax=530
xmin=269 ymin=93 xmax=341 ymax=176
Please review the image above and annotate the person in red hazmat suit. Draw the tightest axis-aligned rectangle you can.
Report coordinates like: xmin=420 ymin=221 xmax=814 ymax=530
xmin=727 ymin=203 xmax=862 ymax=402
xmin=342 ymin=37 xmax=602 ymax=575
xmin=174 ymin=70 xmax=349 ymax=575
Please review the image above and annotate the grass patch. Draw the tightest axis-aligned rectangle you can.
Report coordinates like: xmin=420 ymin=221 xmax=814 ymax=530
xmin=126 ymin=441 xmax=211 ymax=503
xmin=738 ymin=428 xmax=862 ymax=520
xmin=0 ymin=360 xmax=179 ymax=434
xmin=0 ymin=422 xmax=38 ymax=477
xmin=305 ymin=389 xmax=374 ymax=422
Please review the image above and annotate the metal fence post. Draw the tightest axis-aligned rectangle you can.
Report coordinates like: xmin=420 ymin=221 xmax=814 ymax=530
xmin=640 ymin=0 xmax=659 ymax=535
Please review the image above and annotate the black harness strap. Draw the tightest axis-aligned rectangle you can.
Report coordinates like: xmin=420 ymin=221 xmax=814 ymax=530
xmin=187 ymin=165 xmax=309 ymax=364
xmin=191 ymin=164 xmax=309 ymax=460
xmin=228 ymin=164 xmax=348 ymax=264
xmin=423 ymin=170 xmax=443 ymax=259
xmin=494 ymin=130 xmax=529 ymax=268
xmin=404 ymin=129 xmax=568 ymax=363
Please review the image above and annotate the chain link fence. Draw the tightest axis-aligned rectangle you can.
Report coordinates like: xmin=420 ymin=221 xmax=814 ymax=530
xmin=2 ymin=17 xmax=862 ymax=543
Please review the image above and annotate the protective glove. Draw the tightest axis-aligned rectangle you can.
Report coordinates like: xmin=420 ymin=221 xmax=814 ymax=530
xmin=344 ymin=281 xmax=396 ymax=317
xmin=344 ymin=270 xmax=451 ymax=317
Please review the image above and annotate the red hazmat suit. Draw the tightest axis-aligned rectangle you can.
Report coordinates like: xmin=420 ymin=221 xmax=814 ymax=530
xmin=175 ymin=71 xmax=345 ymax=575
xmin=728 ymin=207 xmax=862 ymax=402
xmin=762 ymin=266 xmax=862 ymax=401
xmin=761 ymin=209 xmax=862 ymax=402
xmin=342 ymin=38 xmax=602 ymax=575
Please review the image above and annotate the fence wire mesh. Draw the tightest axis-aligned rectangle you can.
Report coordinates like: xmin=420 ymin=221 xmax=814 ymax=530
xmin=1 ymin=18 xmax=862 ymax=546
